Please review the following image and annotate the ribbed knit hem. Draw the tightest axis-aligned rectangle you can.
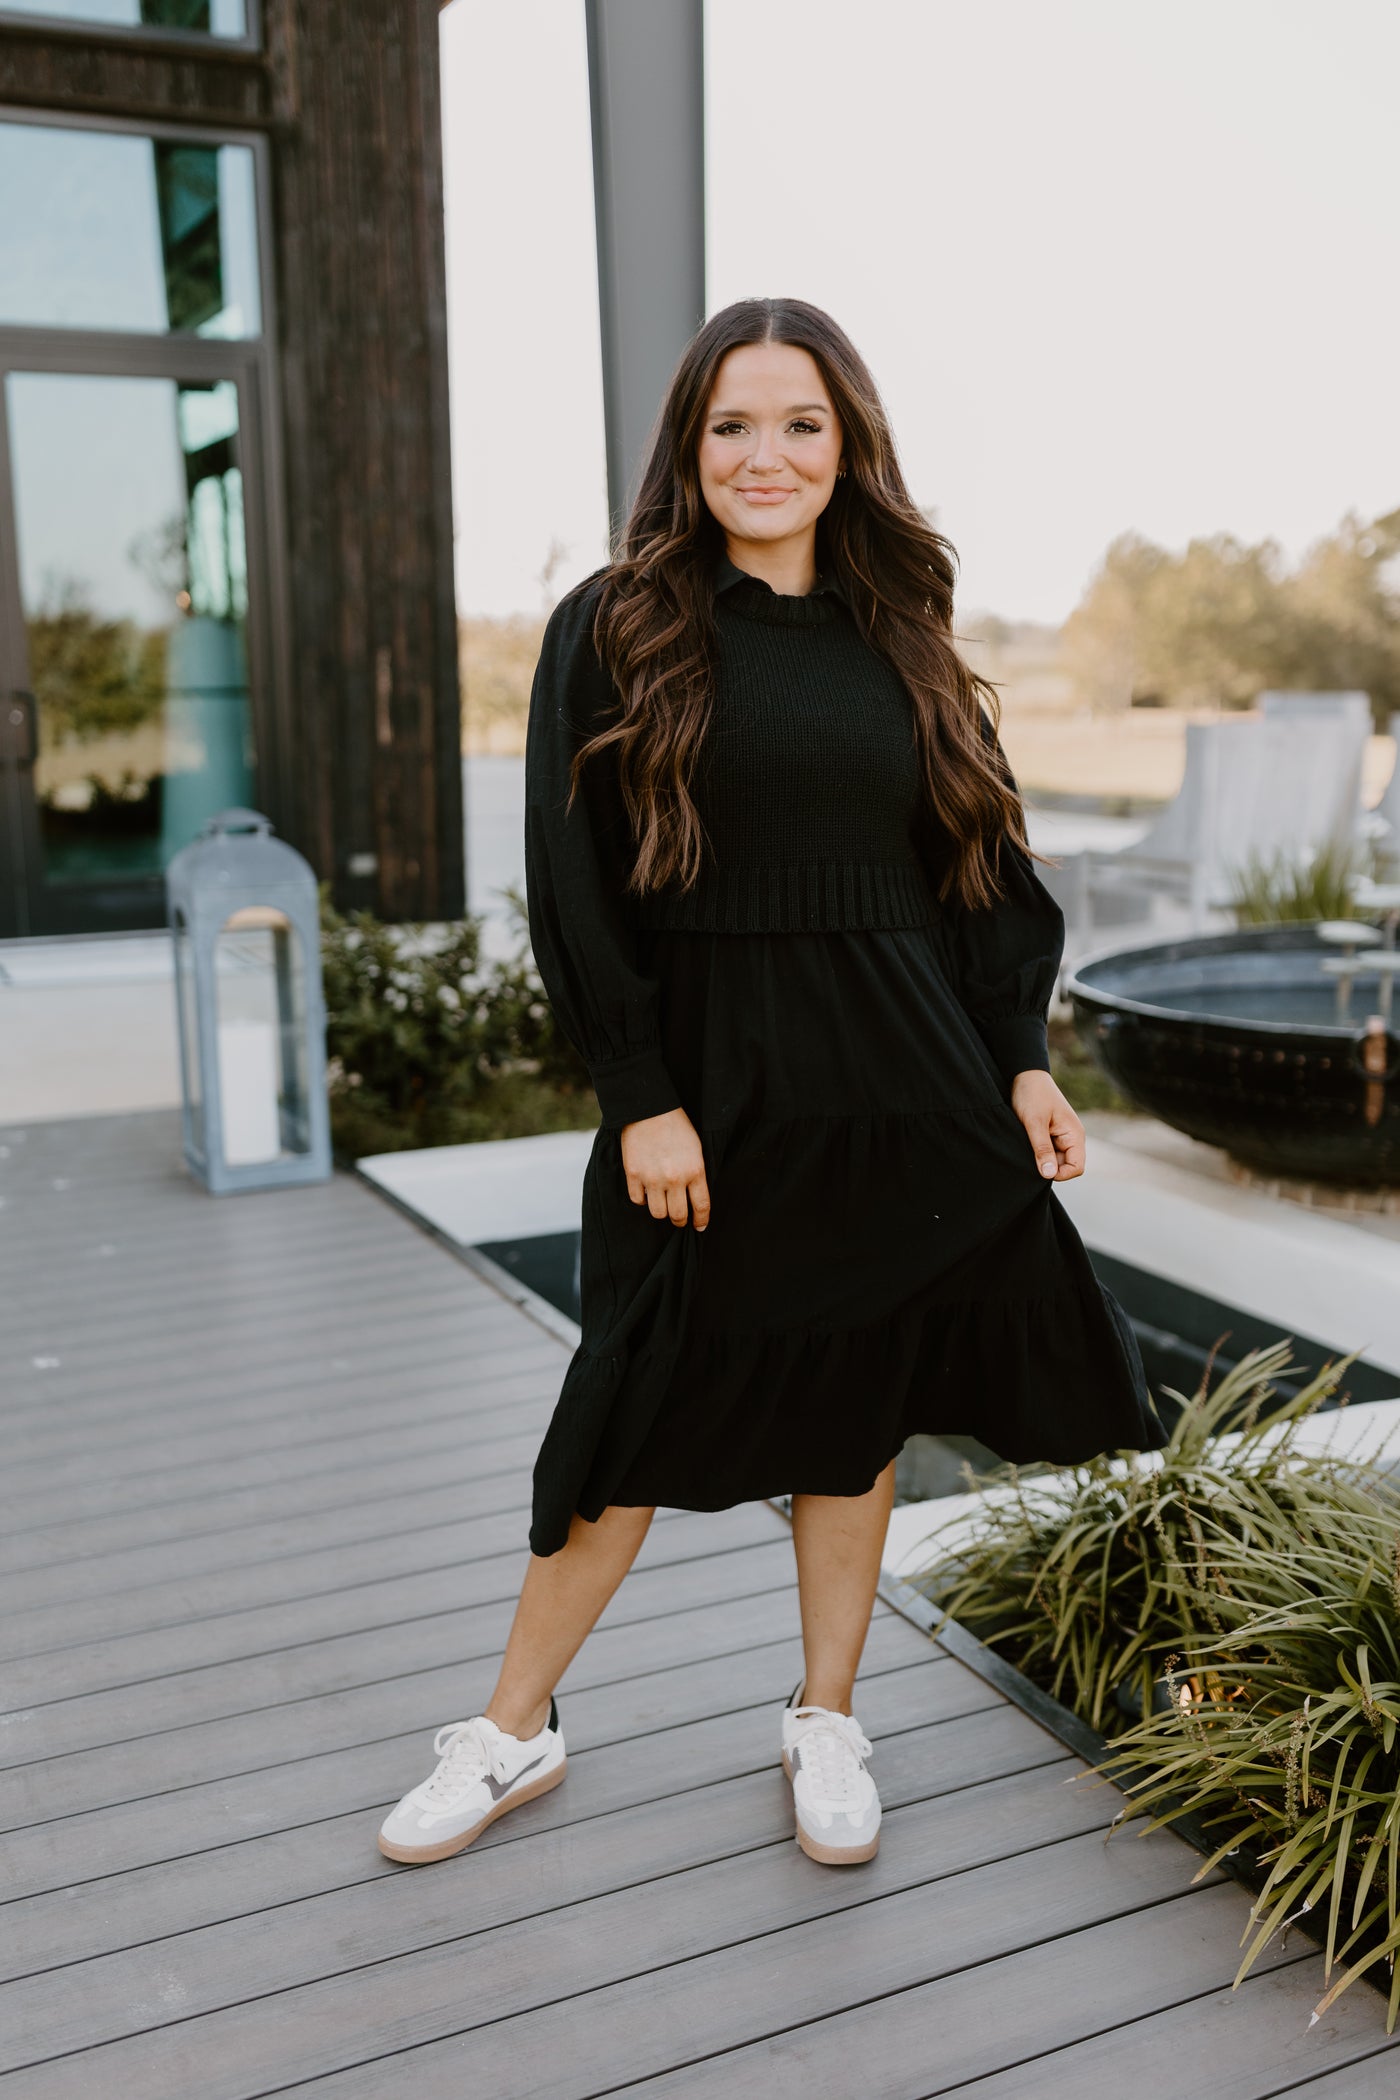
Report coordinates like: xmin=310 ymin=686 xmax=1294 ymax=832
xmin=976 ymin=1013 xmax=1052 ymax=1086
xmin=634 ymin=859 xmax=939 ymax=933
xmin=587 ymin=1047 xmax=684 ymax=1129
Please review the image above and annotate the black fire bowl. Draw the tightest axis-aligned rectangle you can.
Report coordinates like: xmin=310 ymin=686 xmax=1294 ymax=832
xmin=1064 ymin=924 xmax=1400 ymax=1187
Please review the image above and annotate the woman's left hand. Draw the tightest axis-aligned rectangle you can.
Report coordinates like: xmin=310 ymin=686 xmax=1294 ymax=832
xmin=1009 ymin=1069 xmax=1085 ymax=1182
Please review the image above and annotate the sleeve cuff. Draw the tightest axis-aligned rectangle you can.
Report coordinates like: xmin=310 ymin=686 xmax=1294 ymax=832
xmin=587 ymin=1046 xmax=684 ymax=1129
xmin=975 ymin=1014 xmax=1051 ymax=1088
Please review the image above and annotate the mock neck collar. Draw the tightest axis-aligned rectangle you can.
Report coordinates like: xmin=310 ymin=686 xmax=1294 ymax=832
xmin=714 ymin=550 xmax=847 ymax=606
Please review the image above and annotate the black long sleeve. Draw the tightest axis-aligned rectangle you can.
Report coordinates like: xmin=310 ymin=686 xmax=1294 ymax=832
xmin=936 ymin=712 xmax=1065 ymax=1086
xmin=524 ymin=580 xmax=684 ymax=1130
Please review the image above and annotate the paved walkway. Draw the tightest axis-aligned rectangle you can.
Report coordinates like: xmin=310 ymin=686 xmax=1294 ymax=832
xmin=2 ymin=1111 xmax=1397 ymax=2096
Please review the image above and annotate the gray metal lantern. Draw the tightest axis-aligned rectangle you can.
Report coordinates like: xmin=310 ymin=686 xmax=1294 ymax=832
xmin=166 ymin=808 xmax=332 ymax=1194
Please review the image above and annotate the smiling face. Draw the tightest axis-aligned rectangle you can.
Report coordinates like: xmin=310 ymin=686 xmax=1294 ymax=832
xmin=696 ymin=340 xmax=845 ymax=560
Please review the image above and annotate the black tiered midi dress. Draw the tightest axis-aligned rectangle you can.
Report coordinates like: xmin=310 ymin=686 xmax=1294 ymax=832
xmin=523 ymin=560 xmax=1167 ymax=1556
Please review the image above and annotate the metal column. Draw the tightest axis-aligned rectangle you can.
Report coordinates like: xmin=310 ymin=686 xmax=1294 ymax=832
xmin=585 ymin=0 xmax=706 ymax=547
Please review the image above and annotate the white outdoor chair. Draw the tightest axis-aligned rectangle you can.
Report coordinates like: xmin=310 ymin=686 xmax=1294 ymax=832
xmin=1373 ymin=710 xmax=1400 ymax=880
xmin=1258 ymin=690 xmax=1372 ymax=734
xmin=1064 ymin=697 xmax=1372 ymax=940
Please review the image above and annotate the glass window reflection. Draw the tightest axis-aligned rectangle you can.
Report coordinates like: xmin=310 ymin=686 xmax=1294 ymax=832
xmin=0 ymin=1 xmax=247 ymax=36
xmin=0 ymin=123 xmax=260 ymax=335
xmin=7 ymin=370 xmax=255 ymax=887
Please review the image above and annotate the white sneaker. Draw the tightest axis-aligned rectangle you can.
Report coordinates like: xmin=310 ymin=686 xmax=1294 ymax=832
xmin=781 ymin=1678 xmax=881 ymax=1865
xmin=378 ymin=1697 xmax=566 ymax=1863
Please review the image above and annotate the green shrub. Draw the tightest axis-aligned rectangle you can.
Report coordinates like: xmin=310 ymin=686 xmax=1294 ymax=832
xmin=319 ymin=883 xmax=600 ymax=1159
xmin=909 ymin=1340 xmax=1400 ymax=2028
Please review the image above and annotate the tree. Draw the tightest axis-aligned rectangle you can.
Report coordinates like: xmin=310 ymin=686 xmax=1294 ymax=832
xmin=1062 ymin=509 xmax=1400 ymax=725
xmin=1285 ymin=508 xmax=1400 ymax=723
xmin=25 ymin=580 xmax=166 ymax=745
xmin=1137 ymin=532 xmax=1295 ymax=711
xmin=1060 ymin=532 xmax=1169 ymax=712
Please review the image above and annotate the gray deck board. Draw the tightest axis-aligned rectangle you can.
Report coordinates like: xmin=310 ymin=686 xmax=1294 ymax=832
xmin=0 ymin=1606 xmax=928 ymax=1838
xmin=2 ymin=1402 xmax=554 ymax=1521
xmin=0 ymin=1670 xmax=1019 ymax=1983
xmin=1263 ymin=2052 xmax=1400 ymax=2098
xmin=1 ymin=1584 xmax=818 ymax=1771
xmin=0 ymin=1412 xmax=549 ymax=1538
xmin=0 ymin=1440 xmax=543 ymax=1575
xmin=2 ymin=1535 xmax=802 ymax=1708
xmin=6 ymin=1386 xmax=553 ymax=1491
xmin=558 ymin=1895 xmax=1318 ymax=2100
xmin=0 ymin=1498 xmax=783 ymax=1660
xmin=1 ymin=1627 xmax=963 ymax=1906
xmin=27 ymin=1846 xmax=1234 ymax=2100
xmin=6 ymin=1309 xmax=551 ymax=1431
xmin=2 ymin=1110 xmax=1395 ymax=2098
xmin=934 ymin=1964 xmax=1400 ymax=2099
xmin=1 ymin=1484 xmax=779 ymax=1621
xmin=0 ymin=1732 xmax=1086 ymax=2074
xmin=6 ymin=1348 xmax=558 ymax=1472
xmin=7 ymin=1322 xmax=559 ymax=1440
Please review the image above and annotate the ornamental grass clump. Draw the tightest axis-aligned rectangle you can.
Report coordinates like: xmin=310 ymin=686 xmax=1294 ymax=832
xmin=911 ymin=1341 xmax=1364 ymax=1735
xmin=1106 ymin=1488 xmax=1400 ymax=2029
xmin=910 ymin=1339 xmax=1400 ymax=2028
xmin=1228 ymin=837 xmax=1367 ymax=925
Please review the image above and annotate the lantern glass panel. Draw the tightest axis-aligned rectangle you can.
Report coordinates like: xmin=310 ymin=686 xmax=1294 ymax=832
xmin=171 ymin=905 xmax=206 ymax=1161
xmin=214 ymin=906 xmax=312 ymax=1166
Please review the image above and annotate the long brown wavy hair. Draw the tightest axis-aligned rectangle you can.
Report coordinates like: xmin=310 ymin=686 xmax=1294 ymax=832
xmin=567 ymin=296 xmax=1038 ymax=911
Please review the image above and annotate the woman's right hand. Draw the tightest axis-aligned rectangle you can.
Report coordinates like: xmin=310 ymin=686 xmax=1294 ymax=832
xmin=620 ymin=1106 xmax=711 ymax=1230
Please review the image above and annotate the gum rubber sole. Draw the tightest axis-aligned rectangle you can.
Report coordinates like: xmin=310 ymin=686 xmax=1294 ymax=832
xmin=795 ymin=1824 xmax=881 ymax=1866
xmin=781 ymin=1746 xmax=880 ymax=1865
xmin=378 ymin=1755 xmax=566 ymax=1863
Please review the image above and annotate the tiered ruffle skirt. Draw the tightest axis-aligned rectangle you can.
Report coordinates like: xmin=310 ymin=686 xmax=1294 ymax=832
xmin=528 ymin=919 xmax=1168 ymax=1555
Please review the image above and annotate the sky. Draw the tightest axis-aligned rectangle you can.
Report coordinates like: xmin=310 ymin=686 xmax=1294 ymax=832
xmin=440 ymin=0 xmax=1400 ymax=628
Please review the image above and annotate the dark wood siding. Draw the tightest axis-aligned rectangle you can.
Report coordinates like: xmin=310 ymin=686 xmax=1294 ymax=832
xmin=0 ymin=22 xmax=270 ymax=125
xmin=269 ymin=0 xmax=462 ymax=918
xmin=0 ymin=0 xmax=465 ymax=922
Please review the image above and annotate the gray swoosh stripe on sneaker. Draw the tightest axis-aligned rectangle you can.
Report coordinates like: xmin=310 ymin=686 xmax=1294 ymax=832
xmin=484 ymin=1750 xmax=549 ymax=1800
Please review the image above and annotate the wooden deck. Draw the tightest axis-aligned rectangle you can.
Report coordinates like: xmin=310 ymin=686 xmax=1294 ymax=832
xmin=2 ymin=1109 xmax=1398 ymax=2098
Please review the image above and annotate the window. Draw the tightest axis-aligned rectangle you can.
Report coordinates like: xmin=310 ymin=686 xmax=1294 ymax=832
xmin=7 ymin=370 xmax=255 ymax=887
xmin=0 ymin=1 xmax=249 ymax=39
xmin=0 ymin=122 xmax=261 ymax=334
xmin=0 ymin=114 xmax=276 ymax=933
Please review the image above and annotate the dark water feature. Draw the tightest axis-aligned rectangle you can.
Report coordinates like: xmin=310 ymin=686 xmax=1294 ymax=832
xmin=1068 ymin=925 xmax=1400 ymax=1185
xmin=1082 ymin=949 xmax=1383 ymax=1030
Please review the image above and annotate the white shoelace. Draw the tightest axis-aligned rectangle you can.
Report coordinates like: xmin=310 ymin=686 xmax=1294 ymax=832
xmin=789 ymin=1706 xmax=874 ymax=1808
xmin=422 ymin=1716 xmax=513 ymax=1804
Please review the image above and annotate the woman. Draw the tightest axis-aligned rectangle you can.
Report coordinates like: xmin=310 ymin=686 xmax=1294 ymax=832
xmin=379 ymin=297 xmax=1167 ymax=1870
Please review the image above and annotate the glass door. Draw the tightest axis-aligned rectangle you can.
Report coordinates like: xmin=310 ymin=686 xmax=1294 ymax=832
xmin=0 ymin=111 xmax=280 ymax=938
xmin=0 ymin=361 xmax=260 ymax=932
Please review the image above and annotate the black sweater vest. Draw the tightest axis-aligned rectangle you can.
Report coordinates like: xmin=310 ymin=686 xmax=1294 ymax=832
xmin=630 ymin=573 xmax=937 ymax=934
xmin=524 ymin=567 xmax=1064 ymax=1121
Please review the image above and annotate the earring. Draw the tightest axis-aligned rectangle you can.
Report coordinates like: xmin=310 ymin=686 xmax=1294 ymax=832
xmin=837 ymin=463 xmax=847 ymax=479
